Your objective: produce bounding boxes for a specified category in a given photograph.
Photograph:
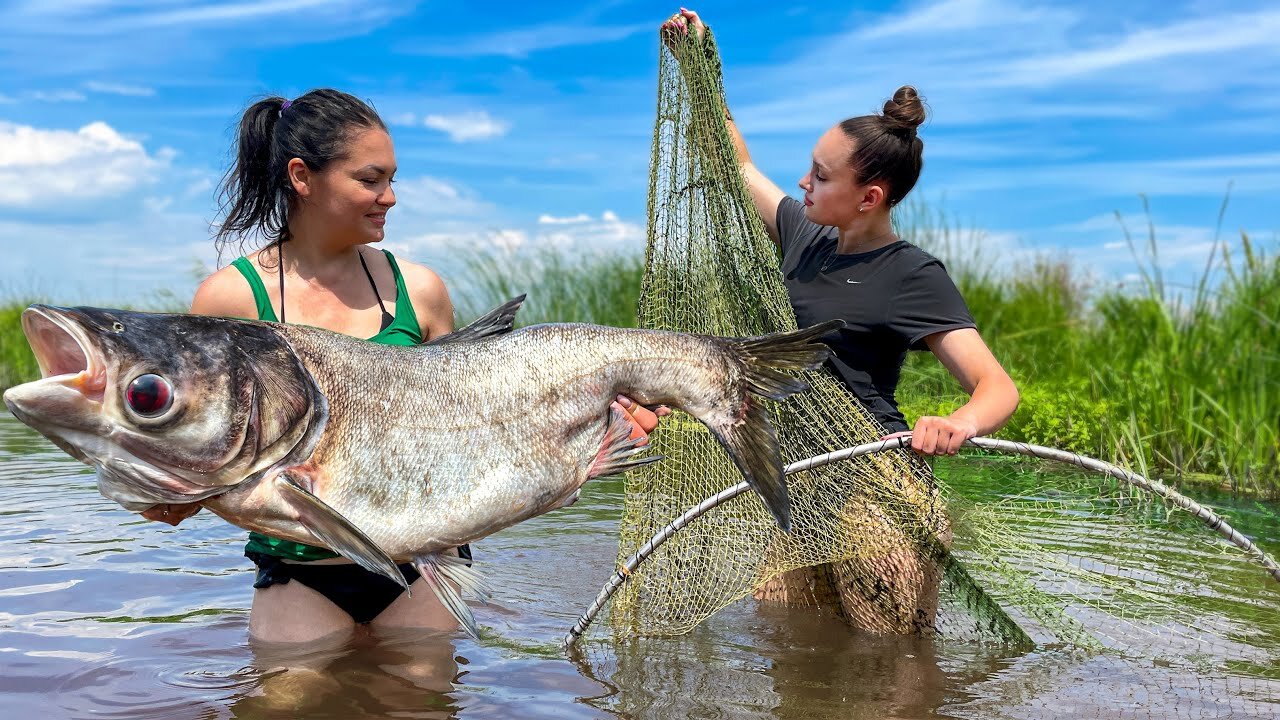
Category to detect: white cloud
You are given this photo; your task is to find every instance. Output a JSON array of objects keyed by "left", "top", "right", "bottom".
[
  {"left": 729, "top": 0, "right": 1280, "bottom": 139},
  {"left": 391, "top": 175, "right": 495, "bottom": 220},
  {"left": 423, "top": 111, "right": 510, "bottom": 143},
  {"left": 1, "top": 2, "right": 413, "bottom": 78},
  {"left": 391, "top": 199, "right": 644, "bottom": 269},
  {"left": 0, "top": 121, "right": 173, "bottom": 206},
  {"left": 990, "top": 8, "right": 1280, "bottom": 88},
  {"left": 16, "top": 0, "right": 371, "bottom": 32},
  {"left": 131, "top": 0, "right": 349, "bottom": 27},
  {"left": 856, "top": 0, "right": 1074, "bottom": 41},
  {"left": 491, "top": 229, "right": 527, "bottom": 253},
  {"left": 183, "top": 176, "right": 215, "bottom": 198},
  {"left": 84, "top": 81, "right": 156, "bottom": 97},
  {"left": 30, "top": 90, "right": 87, "bottom": 102},
  {"left": 530, "top": 210, "right": 644, "bottom": 251},
  {"left": 398, "top": 21, "right": 648, "bottom": 59},
  {"left": 0, "top": 210, "right": 212, "bottom": 305},
  {"left": 538, "top": 213, "right": 593, "bottom": 224}
]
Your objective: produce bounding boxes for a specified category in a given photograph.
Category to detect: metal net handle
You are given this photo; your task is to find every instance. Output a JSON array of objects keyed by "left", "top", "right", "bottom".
[{"left": 563, "top": 435, "right": 1280, "bottom": 649}]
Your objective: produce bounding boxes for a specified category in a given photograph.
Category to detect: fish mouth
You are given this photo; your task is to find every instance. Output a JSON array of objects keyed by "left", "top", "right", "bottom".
[{"left": 20, "top": 305, "right": 108, "bottom": 403}]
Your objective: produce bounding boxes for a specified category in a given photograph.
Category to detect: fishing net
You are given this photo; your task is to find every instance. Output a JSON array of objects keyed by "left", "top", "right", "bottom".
[
  {"left": 583, "top": 29, "right": 1280, "bottom": 715},
  {"left": 613, "top": 27, "right": 975, "bottom": 641}
]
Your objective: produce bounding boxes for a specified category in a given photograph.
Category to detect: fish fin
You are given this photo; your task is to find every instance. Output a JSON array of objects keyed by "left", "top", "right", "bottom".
[
  {"left": 705, "top": 399, "right": 791, "bottom": 532},
  {"left": 414, "top": 552, "right": 492, "bottom": 639},
  {"left": 274, "top": 473, "right": 409, "bottom": 592},
  {"left": 703, "top": 319, "right": 846, "bottom": 532},
  {"left": 587, "top": 405, "right": 665, "bottom": 479},
  {"left": 424, "top": 295, "right": 526, "bottom": 345},
  {"left": 556, "top": 489, "right": 582, "bottom": 509},
  {"left": 732, "top": 319, "right": 845, "bottom": 400}
]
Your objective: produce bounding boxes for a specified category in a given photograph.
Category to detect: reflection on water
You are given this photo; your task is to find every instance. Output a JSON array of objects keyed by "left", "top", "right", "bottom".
[{"left": 0, "top": 414, "right": 1277, "bottom": 719}]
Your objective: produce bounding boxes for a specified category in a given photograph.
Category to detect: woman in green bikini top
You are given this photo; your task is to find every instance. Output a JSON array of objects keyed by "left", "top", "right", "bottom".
[
  {"left": 138, "top": 88, "right": 663, "bottom": 645},
  {"left": 232, "top": 248, "right": 423, "bottom": 564}
]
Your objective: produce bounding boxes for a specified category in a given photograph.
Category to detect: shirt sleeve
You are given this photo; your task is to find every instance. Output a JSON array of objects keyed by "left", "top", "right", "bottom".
[
  {"left": 888, "top": 259, "right": 977, "bottom": 350},
  {"left": 774, "top": 196, "right": 822, "bottom": 260}
]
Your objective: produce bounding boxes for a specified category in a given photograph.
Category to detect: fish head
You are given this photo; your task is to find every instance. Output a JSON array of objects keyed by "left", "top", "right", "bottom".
[{"left": 3, "top": 306, "right": 327, "bottom": 510}]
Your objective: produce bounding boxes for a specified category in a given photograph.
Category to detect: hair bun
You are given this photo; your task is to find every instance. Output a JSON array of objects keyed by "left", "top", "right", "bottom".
[{"left": 882, "top": 85, "right": 926, "bottom": 135}]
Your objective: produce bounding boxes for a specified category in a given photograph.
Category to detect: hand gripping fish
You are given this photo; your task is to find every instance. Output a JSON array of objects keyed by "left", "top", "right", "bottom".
[{"left": 3, "top": 297, "right": 841, "bottom": 637}]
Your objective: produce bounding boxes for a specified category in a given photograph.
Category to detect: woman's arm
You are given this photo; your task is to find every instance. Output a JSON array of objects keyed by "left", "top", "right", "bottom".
[
  {"left": 907, "top": 328, "right": 1019, "bottom": 455},
  {"left": 662, "top": 8, "right": 787, "bottom": 244},
  {"left": 733, "top": 125, "right": 788, "bottom": 245}
]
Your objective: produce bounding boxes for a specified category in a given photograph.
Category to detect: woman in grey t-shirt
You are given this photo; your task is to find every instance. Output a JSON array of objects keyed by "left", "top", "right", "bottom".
[{"left": 659, "top": 9, "right": 1020, "bottom": 633}]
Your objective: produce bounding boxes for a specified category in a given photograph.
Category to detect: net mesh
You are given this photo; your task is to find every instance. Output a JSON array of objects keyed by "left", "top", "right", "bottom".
[
  {"left": 611, "top": 27, "right": 1017, "bottom": 645},
  {"left": 588, "top": 30, "right": 1280, "bottom": 714}
]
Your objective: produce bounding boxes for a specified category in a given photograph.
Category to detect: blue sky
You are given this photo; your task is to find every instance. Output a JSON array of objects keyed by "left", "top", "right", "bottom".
[{"left": 1, "top": 0, "right": 1277, "bottom": 303}]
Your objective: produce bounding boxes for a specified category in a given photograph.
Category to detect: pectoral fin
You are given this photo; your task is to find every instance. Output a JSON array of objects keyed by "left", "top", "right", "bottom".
[
  {"left": 586, "top": 405, "right": 664, "bottom": 480},
  {"left": 414, "top": 552, "right": 492, "bottom": 639},
  {"left": 274, "top": 473, "right": 409, "bottom": 591}
]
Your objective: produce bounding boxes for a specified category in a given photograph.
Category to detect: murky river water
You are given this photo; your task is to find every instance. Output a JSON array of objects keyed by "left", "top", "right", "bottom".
[{"left": 1, "top": 414, "right": 1277, "bottom": 719}]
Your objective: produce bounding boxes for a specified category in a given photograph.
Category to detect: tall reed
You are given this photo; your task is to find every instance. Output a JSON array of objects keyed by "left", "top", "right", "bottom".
[
  {"left": 0, "top": 303, "right": 40, "bottom": 392},
  {"left": 897, "top": 199, "right": 1279, "bottom": 492},
  {"left": 2, "top": 215, "right": 1275, "bottom": 490},
  {"left": 449, "top": 246, "right": 645, "bottom": 328}
]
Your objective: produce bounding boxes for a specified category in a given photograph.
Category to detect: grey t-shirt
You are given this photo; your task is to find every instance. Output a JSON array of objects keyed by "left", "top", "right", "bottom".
[{"left": 775, "top": 196, "right": 976, "bottom": 433}]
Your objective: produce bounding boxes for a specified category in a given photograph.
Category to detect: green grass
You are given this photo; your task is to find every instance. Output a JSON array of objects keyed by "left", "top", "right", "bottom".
[
  {"left": 0, "top": 303, "right": 40, "bottom": 392},
  {"left": 451, "top": 209, "right": 1279, "bottom": 493},
  {"left": 450, "top": 246, "right": 645, "bottom": 328},
  {"left": 4, "top": 218, "right": 1276, "bottom": 492},
  {"left": 896, "top": 199, "right": 1280, "bottom": 493},
  {"left": 0, "top": 290, "right": 186, "bottom": 393}
]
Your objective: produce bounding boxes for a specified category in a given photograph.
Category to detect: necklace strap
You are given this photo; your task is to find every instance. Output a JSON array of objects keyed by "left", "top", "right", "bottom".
[
  {"left": 358, "top": 250, "right": 395, "bottom": 331},
  {"left": 274, "top": 241, "right": 393, "bottom": 331},
  {"left": 276, "top": 239, "right": 286, "bottom": 324}
]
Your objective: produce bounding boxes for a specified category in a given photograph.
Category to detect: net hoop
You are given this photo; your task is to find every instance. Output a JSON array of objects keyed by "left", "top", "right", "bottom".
[{"left": 564, "top": 435, "right": 1280, "bottom": 649}]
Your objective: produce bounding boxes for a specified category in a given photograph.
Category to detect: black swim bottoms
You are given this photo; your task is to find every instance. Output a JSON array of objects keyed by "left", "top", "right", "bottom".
[{"left": 246, "top": 544, "right": 473, "bottom": 624}]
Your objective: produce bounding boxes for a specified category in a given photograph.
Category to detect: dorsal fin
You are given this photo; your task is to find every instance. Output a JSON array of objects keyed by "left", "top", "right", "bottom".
[{"left": 424, "top": 295, "right": 525, "bottom": 346}]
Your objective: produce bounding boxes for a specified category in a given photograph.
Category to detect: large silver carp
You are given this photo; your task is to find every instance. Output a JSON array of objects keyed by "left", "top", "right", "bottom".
[{"left": 3, "top": 298, "right": 840, "bottom": 636}]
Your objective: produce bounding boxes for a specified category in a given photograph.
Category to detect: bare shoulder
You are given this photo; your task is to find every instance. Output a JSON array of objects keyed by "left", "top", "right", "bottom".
[
  {"left": 394, "top": 257, "right": 447, "bottom": 296},
  {"left": 191, "top": 262, "right": 258, "bottom": 318},
  {"left": 392, "top": 256, "right": 454, "bottom": 338}
]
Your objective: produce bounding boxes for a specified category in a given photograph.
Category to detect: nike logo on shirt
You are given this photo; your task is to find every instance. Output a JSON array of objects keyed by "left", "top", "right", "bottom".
[{"left": 846, "top": 279, "right": 862, "bottom": 284}]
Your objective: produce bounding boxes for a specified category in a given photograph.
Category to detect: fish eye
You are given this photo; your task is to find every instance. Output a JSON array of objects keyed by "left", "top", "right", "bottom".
[
  {"left": 126, "top": 374, "right": 173, "bottom": 417},
  {"left": 111, "top": 321, "right": 125, "bottom": 333}
]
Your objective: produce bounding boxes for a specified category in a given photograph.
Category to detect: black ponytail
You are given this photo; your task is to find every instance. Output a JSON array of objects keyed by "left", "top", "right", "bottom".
[{"left": 214, "top": 88, "right": 387, "bottom": 263}]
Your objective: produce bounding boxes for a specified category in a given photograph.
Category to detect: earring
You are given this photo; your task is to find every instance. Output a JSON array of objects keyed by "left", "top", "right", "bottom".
[{"left": 858, "top": 206, "right": 865, "bottom": 213}]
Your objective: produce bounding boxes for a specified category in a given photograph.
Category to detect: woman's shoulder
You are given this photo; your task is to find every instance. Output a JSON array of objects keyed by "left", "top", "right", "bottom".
[
  {"left": 387, "top": 255, "right": 448, "bottom": 299},
  {"left": 191, "top": 259, "right": 260, "bottom": 317},
  {"left": 384, "top": 253, "right": 454, "bottom": 338},
  {"left": 888, "top": 241, "right": 947, "bottom": 272}
]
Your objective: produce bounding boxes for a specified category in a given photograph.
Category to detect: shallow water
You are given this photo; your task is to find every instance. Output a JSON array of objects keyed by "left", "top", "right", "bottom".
[{"left": 1, "top": 414, "right": 1277, "bottom": 719}]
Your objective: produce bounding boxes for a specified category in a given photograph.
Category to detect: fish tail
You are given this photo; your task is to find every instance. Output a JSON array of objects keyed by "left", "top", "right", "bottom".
[
  {"left": 704, "top": 319, "right": 844, "bottom": 533},
  {"left": 732, "top": 319, "right": 844, "bottom": 400}
]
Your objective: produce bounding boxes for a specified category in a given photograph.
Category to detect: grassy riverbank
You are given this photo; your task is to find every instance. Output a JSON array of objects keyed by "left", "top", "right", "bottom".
[
  {"left": 2, "top": 222, "right": 1276, "bottom": 492},
  {"left": 0, "top": 304, "right": 40, "bottom": 392},
  {"left": 894, "top": 208, "right": 1279, "bottom": 493},
  {"left": 451, "top": 224, "right": 1280, "bottom": 493}
]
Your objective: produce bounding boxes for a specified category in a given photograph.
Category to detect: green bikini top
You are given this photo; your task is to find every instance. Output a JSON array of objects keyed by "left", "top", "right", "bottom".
[
  {"left": 232, "top": 249, "right": 424, "bottom": 561},
  {"left": 230, "top": 249, "right": 423, "bottom": 347}
]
